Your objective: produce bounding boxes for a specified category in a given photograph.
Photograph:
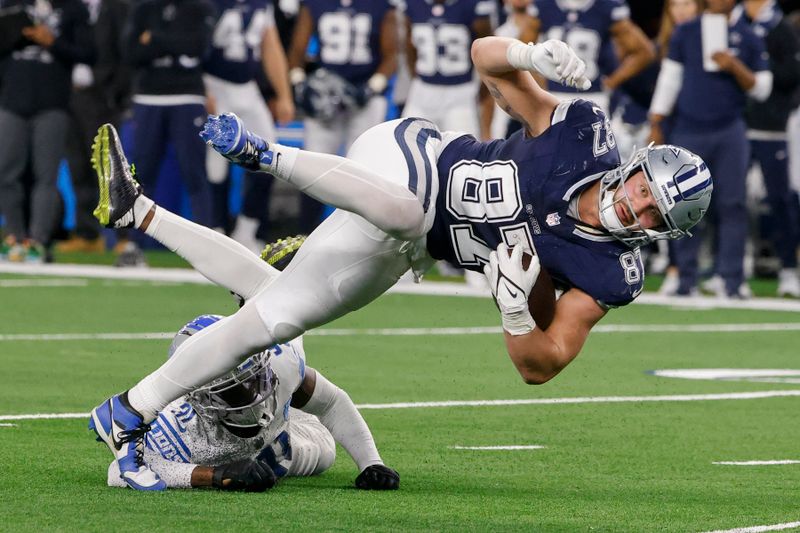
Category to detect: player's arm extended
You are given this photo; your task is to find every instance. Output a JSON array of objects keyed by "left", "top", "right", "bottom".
[
  {"left": 261, "top": 25, "right": 294, "bottom": 123},
  {"left": 471, "top": 37, "right": 561, "bottom": 137},
  {"left": 292, "top": 368, "right": 399, "bottom": 490},
  {"left": 287, "top": 6, "right": 314, "bottom": 83},
  {"left": 107, "top": 455, "right": 275, "bottom": 491},
  {"left": 604, "top": 18, "right": 656, "bottom": 91},
  {"left": 504, "top": 289, "right": 606, "bottom": 384}
]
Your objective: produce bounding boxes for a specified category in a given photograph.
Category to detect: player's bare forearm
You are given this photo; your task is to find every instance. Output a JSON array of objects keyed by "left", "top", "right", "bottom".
[
  {"left": 471, "top": 37, "right": 558, "bottom": 136},
  {"left": 375, "top": 10, "right": 398, "bottom": 78},
  {"left": 263, "top": 29, "right": 291, "bottom": 98},
  {"left": 503, "top": 289, "right": 606, "bottom": 384},
  {"left": 606, "top": 20, "right": 655, "bottom": 90},
  {"left": 287, "top": 7, "right": 313, "bottom": 70}
]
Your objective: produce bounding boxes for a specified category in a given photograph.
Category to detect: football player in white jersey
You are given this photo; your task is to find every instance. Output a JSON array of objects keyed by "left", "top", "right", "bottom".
[
  {"left": 86, "top": 198, "right": 399, "bottom": 491},
  {"left": 98, "top": 310, "right": 398, "bottom": 491},
  {"left": 88, "top": 35, "right": 711, "bottom": 490}
]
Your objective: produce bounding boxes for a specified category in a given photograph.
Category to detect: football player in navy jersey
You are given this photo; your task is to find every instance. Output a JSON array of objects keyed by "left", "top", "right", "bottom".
[
  {"left": 204, "top": 0, "right": 294, "bottom": 252},
  {"left": 87, "top": 37, "right": 712, "bottom": 490},
  {"left": 532, "top": 0, "right": 655, "bottom": 115},
  {"left": 649, "top": 0, "right": 771, "bottom": 297},
  {"left": 402, "top": 0, "right": 495, "bottom": 138},
  {"left": 287, "top": 0, "right": 397, "bottom": 231}
]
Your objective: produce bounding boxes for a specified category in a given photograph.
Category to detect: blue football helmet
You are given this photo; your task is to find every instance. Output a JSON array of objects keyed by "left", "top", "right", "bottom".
[{"left": 598, "top": 144, "right": 713, "bottom": 247}]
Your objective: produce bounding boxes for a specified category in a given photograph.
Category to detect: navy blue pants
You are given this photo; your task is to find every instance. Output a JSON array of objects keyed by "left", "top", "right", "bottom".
[
  {"left": 132, "top": 103, "right": 212, "bottom": 227},
  {"left": 750, "top": 138, "right": 798, "bottom": 269},
  {"left": 671, "top": 119, "right": 750, "bottom": 294}
]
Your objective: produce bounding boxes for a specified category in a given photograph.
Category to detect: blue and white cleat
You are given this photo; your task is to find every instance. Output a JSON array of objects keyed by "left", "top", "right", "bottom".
[
  {"left": 89, "top": 393, "right": 166, "bottom": 491},
  {"left": 200, "top": 112, "right": 274, "bottom": 171}
]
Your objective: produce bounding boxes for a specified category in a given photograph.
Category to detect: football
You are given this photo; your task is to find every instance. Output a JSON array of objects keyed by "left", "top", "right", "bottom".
[{"left": 508, "top": 248, "right": 556, "bottom": 330}]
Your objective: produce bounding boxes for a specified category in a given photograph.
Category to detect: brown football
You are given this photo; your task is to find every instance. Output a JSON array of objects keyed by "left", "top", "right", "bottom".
[{"left": 514, "top": 249, "right": 556, "bottom": 330}]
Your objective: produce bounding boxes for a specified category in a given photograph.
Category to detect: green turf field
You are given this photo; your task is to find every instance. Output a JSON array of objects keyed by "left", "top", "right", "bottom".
[{"left": 1, "top": 272, "right": 799, "bottom": 532}]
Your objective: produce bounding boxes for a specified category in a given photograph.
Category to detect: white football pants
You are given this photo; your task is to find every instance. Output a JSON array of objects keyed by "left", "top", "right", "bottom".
[
  {"left": 128, "top": 118, "right": 451, "bottom": 419},
  {"left": 403, "top": 79, "right": 480, "bottom": 137}
]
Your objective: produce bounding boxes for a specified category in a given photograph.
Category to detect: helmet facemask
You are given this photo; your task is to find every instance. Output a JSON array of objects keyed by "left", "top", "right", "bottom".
[
  {"left": 188, "top": 352, "right": 277, "bottom": 434},
  {"left": 598, "top": 145, "right": 710, "bottom": 247}
]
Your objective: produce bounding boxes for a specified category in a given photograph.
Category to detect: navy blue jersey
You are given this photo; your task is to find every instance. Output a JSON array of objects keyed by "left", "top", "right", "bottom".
[
  {"left": 303, "top": 0, "right": 393, "bottom": 85},
  {"left": 535, "top": 0, "right": 630, "bottom": 93},
  {"left": 404, "top": 0, "right": 494, "bottom": 86},
  {"left": 669, "top": 15, "right": 769, "bottom": 130},
  {"left": 204, "top": 0, "right": 275, "bottom": 83},
  {"left": 426, "top": 99, "right": 644, "bottom": 307}
]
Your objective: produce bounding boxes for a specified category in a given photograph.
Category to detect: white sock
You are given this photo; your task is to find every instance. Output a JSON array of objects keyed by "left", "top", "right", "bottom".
[
  {"left": 144, "top": 206, "right": 275, "bottom": 300},
  {"left": 133, "top": 195, "right": 155, "bottom": 229},
  {"left": 263, "top": 145, "right": 425, "bottom": 241},
  {"left": 302, "top": 372, "right": 382, "bottom": 471}
]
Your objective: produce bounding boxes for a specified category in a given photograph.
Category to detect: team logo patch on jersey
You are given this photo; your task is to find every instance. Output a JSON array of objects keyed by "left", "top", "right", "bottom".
[{"left": 546, "top": 213, "right": 561, "bottom": 227}]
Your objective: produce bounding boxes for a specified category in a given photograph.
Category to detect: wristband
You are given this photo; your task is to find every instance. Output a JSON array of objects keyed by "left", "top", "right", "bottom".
[
  {"left": 506, "top": 41, "right": 536, "bottom": 72},
  {"left": 501, "top": 308, "right": 535, "bottom": 336},
  {"left": 367, "top": 73, "right": 388, "bottom": 94}
]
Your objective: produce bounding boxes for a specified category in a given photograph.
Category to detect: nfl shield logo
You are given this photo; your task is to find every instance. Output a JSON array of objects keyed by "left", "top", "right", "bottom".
[{"left": 546, "top": 213, "right": 561, "bottom": 227}]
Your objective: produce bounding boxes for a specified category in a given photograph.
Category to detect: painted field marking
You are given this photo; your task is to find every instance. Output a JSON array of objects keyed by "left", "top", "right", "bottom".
[
  {"left": 0, "top": 423, "right": 17, "bottom": 427},
  {"left": 701, "top": 520, "right": 800, "bottom": 533},
  {"left": 3, "top": 323, "right": 800, "bottom": 342},
  {"left": 652, "top": 369, "right": 800, "bottom": 385},
  {"left": 450, "top": 445, "right": 545, "bottom": 451},
  {"left": 0, "top": 279, "right": 88, "bottom": 288},
  {"left": 4, "top": 262, "right": 800, "bottom": 312},
  {"left": 3, "top": 389, "right": 800, "bottom": 421},
  {"left": 713, "top": 460, "right": 800, "bottom": 466}
]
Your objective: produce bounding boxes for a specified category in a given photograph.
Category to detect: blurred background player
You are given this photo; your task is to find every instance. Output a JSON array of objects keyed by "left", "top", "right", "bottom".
[
  {"left": 532, "top": 0, "right": 655, "bottom": 116},
  {"left": 490, "top": 0, "right": 538, "bottom": 139},
  {"left": 649, "top": 0, "right": 772, "bottom": 298},
  {"left": 738, "top": 0, "right": 800, "bottom": 297},
  {"left": 0, "top": 0, "right": 93, "bottom": 262},
  {"left": 97, "top": 313, "right": 399, "bottom": 491},
  {"left": 121, "top": 0, "right": 216, "bottom": 232},
  {"left": 402, "top": 0, "right": 495, "bottom": 139},
  {"left": 57, "top": 0, "right": 133, "bottom": 258},
  {"left": 287, "top": 0, "right": 397, "bottom": 234},
  {"left": 204, "top": 0, "right": 295, "bottom": 253}
]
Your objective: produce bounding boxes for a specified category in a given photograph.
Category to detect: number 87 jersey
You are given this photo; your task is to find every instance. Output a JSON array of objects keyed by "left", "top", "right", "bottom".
[{"left": 426, "top": 99, "right": 645, "bottom": 309}]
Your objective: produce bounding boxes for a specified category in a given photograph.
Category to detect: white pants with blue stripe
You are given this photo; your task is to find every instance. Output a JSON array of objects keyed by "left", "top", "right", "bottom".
[{"left": 251, "top": 118, "right": 459, "bottom": 341}]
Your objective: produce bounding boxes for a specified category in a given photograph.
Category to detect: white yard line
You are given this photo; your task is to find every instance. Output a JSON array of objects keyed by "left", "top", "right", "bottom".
[
  {"left": 0, "top": 278, "right": 88, "bottom": 287},
  {"left": 2, "top": 323, "right": 800, "bottom": 341},
  {"left": 0, "top": 423, "right": 17, "bottom": 427},
  {"left": 2, "top": 262, "right": 800, "bottom": 312},
  {"left": 450, "top": 445, "right": 546, "bottom": 450},
  {"left": 3, "top": 390, "right": 799, "bottom": 421},
  {"left": 701, "top": 521, "right": 800, "bottom": 533},
  {"left": 713, "top": 460, "right": 800, "bottom": 466}
]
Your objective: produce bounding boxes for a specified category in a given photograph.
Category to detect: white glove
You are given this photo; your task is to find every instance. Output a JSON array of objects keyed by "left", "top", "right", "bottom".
[
  {"left": 506, "top": 39, "right": 591, "bottom": 91},
  {"left": 483, "top": 243, "right": 541, "bottom": 336}
]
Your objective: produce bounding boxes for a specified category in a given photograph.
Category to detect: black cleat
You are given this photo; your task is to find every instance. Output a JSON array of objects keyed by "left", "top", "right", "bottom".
[{"left": 92, "top": 124, "right": 142, "bottom": 228}]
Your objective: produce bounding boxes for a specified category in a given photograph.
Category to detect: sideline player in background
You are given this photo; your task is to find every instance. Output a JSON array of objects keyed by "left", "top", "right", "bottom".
[
  {"left": 402, "top": 0, "right": 495, "bottom": 139},
  {"left": 287, "top": 0, "right": 397, "bottom": 233},
  {"left": 532, "top": 0, "right": 655, "bottom": 115},
  {"left": 89, "top": 36, "right": 712, "bottom": 490},
  {"left": 204, "top": 0, "right": 295, "bottom": 253}
]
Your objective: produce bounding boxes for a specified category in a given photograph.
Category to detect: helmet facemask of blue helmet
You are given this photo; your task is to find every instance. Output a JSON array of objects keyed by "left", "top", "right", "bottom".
[
  {"left": 598, "top": 144, "right": 713, "bottom": 247},
  {"left": 169, "top": 315, "right": 278, "bottom": 434}
]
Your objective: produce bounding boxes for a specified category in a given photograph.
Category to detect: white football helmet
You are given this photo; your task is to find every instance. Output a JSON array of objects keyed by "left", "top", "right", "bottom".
[
  {"left": 169, "top": 315, "right": 277, "bottom": 431},
  {"left": 598, "top": 144, "right": 713, "bottom": 247}
]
